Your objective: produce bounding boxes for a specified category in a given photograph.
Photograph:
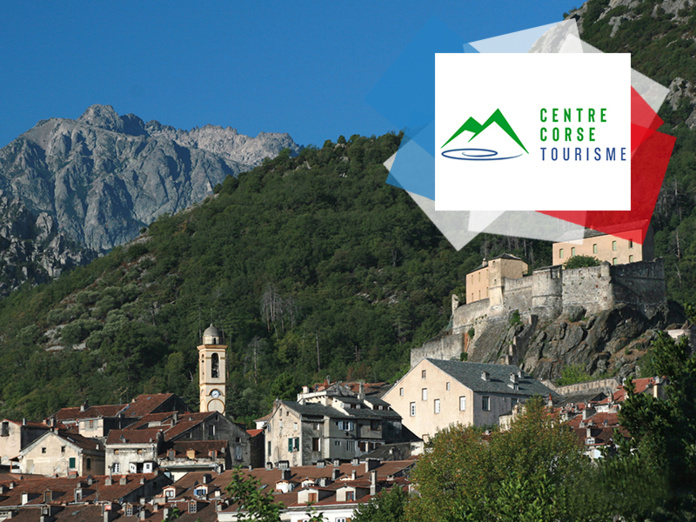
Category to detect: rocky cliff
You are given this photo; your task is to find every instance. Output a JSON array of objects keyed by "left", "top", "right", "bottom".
[
  {"left": 0, "top": 104, "right": 299, "bottom": 294},
  {"left": 467, "top": 302, "right": 684, "bottom": 381}
]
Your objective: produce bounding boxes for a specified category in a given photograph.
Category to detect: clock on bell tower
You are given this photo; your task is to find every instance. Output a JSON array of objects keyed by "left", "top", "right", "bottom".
[{"left": 198, "top": 324, "right": 227, "bottom": 414}]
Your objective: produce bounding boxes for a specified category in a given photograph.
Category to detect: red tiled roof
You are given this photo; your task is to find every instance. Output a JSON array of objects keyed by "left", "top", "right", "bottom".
[
  {"left": 4, "top": 419, "right": 51, "bottom": 429},
  {"left": 53, "top": 404, "right": 127, "bottom": 422},
  {"left": 246, "top": 429, "right": 263, "bottom": 437},
  {"left": 0, "top": 473, "right": 164, "bottom": 506},
  {"left": 120, "top": 394, "right": 180, "bottom": 418},
  {"left": 162, "top": 440, "right": 228, "bottom": 458},
  {"left": 106, "top": 428, "right": 162, "bottom": 445},
  {"left": 106, "top": 411, "right": 215, "bottom": 445}
]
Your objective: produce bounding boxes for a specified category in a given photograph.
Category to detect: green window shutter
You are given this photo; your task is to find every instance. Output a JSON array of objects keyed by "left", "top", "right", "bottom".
[
  {"left": 69, "top": 457, "right": 76, "bottom": 469},
  {"left": 294, "top": 437, "right": 299, "bottom": 450},
  {"left": 288, "top": 438, "right": 293, "bottom": 452}
]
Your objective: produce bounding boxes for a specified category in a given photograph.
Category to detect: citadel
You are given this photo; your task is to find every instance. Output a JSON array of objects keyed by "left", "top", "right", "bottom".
[{"left": 412, "top": 230, "right": 666, "bottom": 367}]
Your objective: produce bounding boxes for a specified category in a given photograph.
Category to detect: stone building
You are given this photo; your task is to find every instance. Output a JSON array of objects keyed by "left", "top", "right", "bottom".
[
  {"left": 265, "top": 383, "right": 405, "bottom": 466},
  {"left": 0, "top": 419, "right": 50, "bottom": 470},
  {"left": 198, "top": 324, "right": 227, "bottom": 414},
  {"left": 18, "top": 429, "right": 105, "bottom": 476},
  {"left": 552, "top": 228, "right": 654, "bottom": 267},
  {"left": 382, "top": 358, "right": 556, "bottom": 440},
  {"left": 104, "top": 410, "right": 250, "bottom": 475},
  {"left": 464, "top": 254, "right": 528, "bottom": 305}
]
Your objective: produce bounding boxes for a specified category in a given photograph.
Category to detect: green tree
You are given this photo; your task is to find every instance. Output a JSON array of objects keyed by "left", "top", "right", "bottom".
[
  {"left": 618, "top": 332, "right": 696, "bottom": 509},
  {"left": 564, "top": 254, "right": 601, "bottom": 269},
  {"left": 556, "top": 364, "right": 593, "bottom": 386},
  {"left": 226, "top": 467, "right": 283, "bottom": 521},
  {"left": 353, "top": 486, "right": 407, "bottom": 522},
  {"left": 407, "top": 397, "right": 587, "bottom": 521}
]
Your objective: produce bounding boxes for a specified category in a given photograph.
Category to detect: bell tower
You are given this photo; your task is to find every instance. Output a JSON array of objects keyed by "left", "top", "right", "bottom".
[{"left": 198, "top": 324, "right": 227, "bottom": 414}]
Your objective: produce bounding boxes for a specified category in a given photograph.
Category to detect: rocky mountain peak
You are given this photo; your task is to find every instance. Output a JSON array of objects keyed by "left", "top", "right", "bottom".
[
  {"left": 77, "top": 104, "right": 124, "bottom": 133},
  {"left": 0, "top": 105, "right": 300, "bottom": 294}
]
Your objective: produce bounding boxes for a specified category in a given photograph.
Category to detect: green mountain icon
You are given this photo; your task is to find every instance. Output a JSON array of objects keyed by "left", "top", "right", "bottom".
[{"left": 441, "top": 109, "right": 529, "bottom": 154}]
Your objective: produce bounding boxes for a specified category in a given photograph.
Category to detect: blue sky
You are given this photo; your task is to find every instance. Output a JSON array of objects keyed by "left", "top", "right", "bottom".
[{"left": 0, "top": 1, "right": 580, "bottom": 148}]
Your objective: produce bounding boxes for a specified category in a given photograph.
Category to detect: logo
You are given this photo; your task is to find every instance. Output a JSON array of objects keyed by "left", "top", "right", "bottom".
[{"left": 440, "top": 109, "right": 528, "bottom": 161}]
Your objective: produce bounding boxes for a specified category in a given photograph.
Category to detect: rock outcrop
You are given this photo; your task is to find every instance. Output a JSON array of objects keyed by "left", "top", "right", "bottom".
[{"left": 0, "top": 105, "right": 299, "bottom": 294}]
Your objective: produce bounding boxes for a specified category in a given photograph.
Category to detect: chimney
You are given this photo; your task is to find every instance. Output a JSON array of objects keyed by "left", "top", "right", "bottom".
[
  {"left": 44, "top": 489, "right": 52, "bottom": 503},
  {"left": 332, "top": 459, "right": 341, "bottom": 467},
  {"left": 80, "top": 399, "right": 89, "bottom": 412},
  {"left": 74, "top": 487, "right": 83, "bottom": 503},
  {"left": 332, "top": 468, "right": 341, "bottom": 481},
  {"left": 21, "top": 492, "right": 30, "bottom": 505},
  {"left": 358, "top": 382, "right": 365, "bottom": 400},
  {"left": 351, "top": 470, "right": 357, "bottom": 480},
  {"left": 22, "top": 418, "right": 26, "bottom": 426},
  {"left": 280, "top": 469, "right": 291, "bottom": 481},
  {"left": 586, "top": 427, "right": 592, "bottom": 439},
  {"left": 265, "top": 462, "right": 273, "bottom": 470},
  {"left": 139, "top": 477, "right": 145, "bottom": 485},
  {"left": 316, "top": 461, "right": 325, "bottom": 468},
  {"left": 364, "top": 458, "right": 379, "bottom": 473},
  {"left": 351, "top": 458, "right": 359, "bottom": 467},
  {"left": 203, "top": 473, "right": 212, "bottom": 484},
  {"left": 370, "top": 470, "right": 378, "bottom": 496},
  {"left": 87, "top": 476, "right": 94, "bottom": 486},
  {"left": 481, "top": 371, "right": 489, "bottom": 381},
  {"left": 139, "top": 509, "right": 147, "bottom": 520},
  {"left": 509, "top": 373, "right": 518, "bottom": 383},
  {"left": 104, "top": 477, "right": 112, "bottom": 486},
  {"left": 119, "top": 476, "right": 127, "bottom": 486},
  {"left": 302, "top": 386, "right": 309, "bottom": 394},
  {"left": 8, "top": 481, "right": 16, "bottom": 490},
  {"left": 278, "top": 460, "right": 289, "bottom": 469},
  {"left": 168, "top": 449, "right": 176, "bottom": 460},
  {"left": 172, "top": 412, "right": 178, "bottom": 425}
]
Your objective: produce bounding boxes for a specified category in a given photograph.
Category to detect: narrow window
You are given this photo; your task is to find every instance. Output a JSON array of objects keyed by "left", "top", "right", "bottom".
[
  {"left": 482, "top": 396, "right": 490, "bottom": 411},
  {"left": 629, "top": 240, "right": 633, "bottom": 249},
  {"left": 629, "top": 255, "right": 633, "bottom": 263},
  {"left": 434, "top": 399, "right": 440, "bottom": 414},
  {"left": 421, "top": 388, "right": 427, "bottom": 401},
  {"left": 211, "top": 353, "right": 219, "bottom": 378},
  {"left": 459, "top": 396, "right": 466, "bottom": 411},
  {"left": 399, "top": 387, "right": 404, "bottom": 396},
  {"left": 446, "top": 382, "right": 450, "bottom": 391},
  {"left": 571, "top": 247, "right": 575, "bottom": 256},
  {"left": 613, "top": 258, "right": 617, "bottom": 265},
  {"left": 410, "top": 402, "right": 416, "bottom": 417},
  {"left": 421, "top": 370, "right": 426, "bottom": 379},
  {"left": 593, "top": 243, "right": 597, "bottom": 254},
  {"left": 612, "top": 240, "right": 617, "bottom": 251},
  {"left": 559, "top": 248, "right": 564, "bottom": 259}
]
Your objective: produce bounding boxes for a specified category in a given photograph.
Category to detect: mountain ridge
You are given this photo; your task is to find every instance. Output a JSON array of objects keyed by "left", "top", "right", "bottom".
[{"left": 0, "top": 104, "right": 299, "bottom": 294}]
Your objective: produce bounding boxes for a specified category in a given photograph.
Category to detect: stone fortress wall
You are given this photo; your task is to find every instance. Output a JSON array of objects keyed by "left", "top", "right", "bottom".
[{"left": 411, "top": 259, "right": 666, "bottom": 367}]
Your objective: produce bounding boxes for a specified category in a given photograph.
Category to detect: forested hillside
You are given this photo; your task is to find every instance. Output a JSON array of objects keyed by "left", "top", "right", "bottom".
[
  {"left": 0, "top": 134, "right": 552, "bottom": 423},
  {"left": 3, "top": 0, "right": 696, "bottom": 424},
  {"left": 572, "top": 0, "right": 696, "bottom": 303}
]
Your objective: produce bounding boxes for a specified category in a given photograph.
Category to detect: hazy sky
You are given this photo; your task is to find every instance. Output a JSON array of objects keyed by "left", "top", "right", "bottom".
[{"left": 0, "top": 1, "right": 580, "bottom": 148}]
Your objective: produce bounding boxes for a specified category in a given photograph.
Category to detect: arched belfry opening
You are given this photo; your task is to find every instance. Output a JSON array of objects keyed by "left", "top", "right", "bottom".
[{"left": 211, "top": 353, "right": 219, "bottom": 378}]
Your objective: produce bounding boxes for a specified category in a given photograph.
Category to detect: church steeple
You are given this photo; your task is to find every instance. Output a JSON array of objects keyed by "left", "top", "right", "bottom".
[{"left": 198, "top": 324, "right": 227, "bottom": 414}]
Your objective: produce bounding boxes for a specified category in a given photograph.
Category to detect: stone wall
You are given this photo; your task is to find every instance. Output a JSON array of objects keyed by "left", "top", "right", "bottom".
[
  {"left": 561, "top": 263, "right": 613, "bottom": 314},
  {"left": 502, "top": 275, "right": 533, "bottom": 313},
  {"left": 410, "top": 333, "right": 465, "bottom": 367},
  {"left": 611, "top": 260, "right": 666, "bottom": 310},
  {"left": 453, "top": 298, "right": 491, "bottom": 332}
]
